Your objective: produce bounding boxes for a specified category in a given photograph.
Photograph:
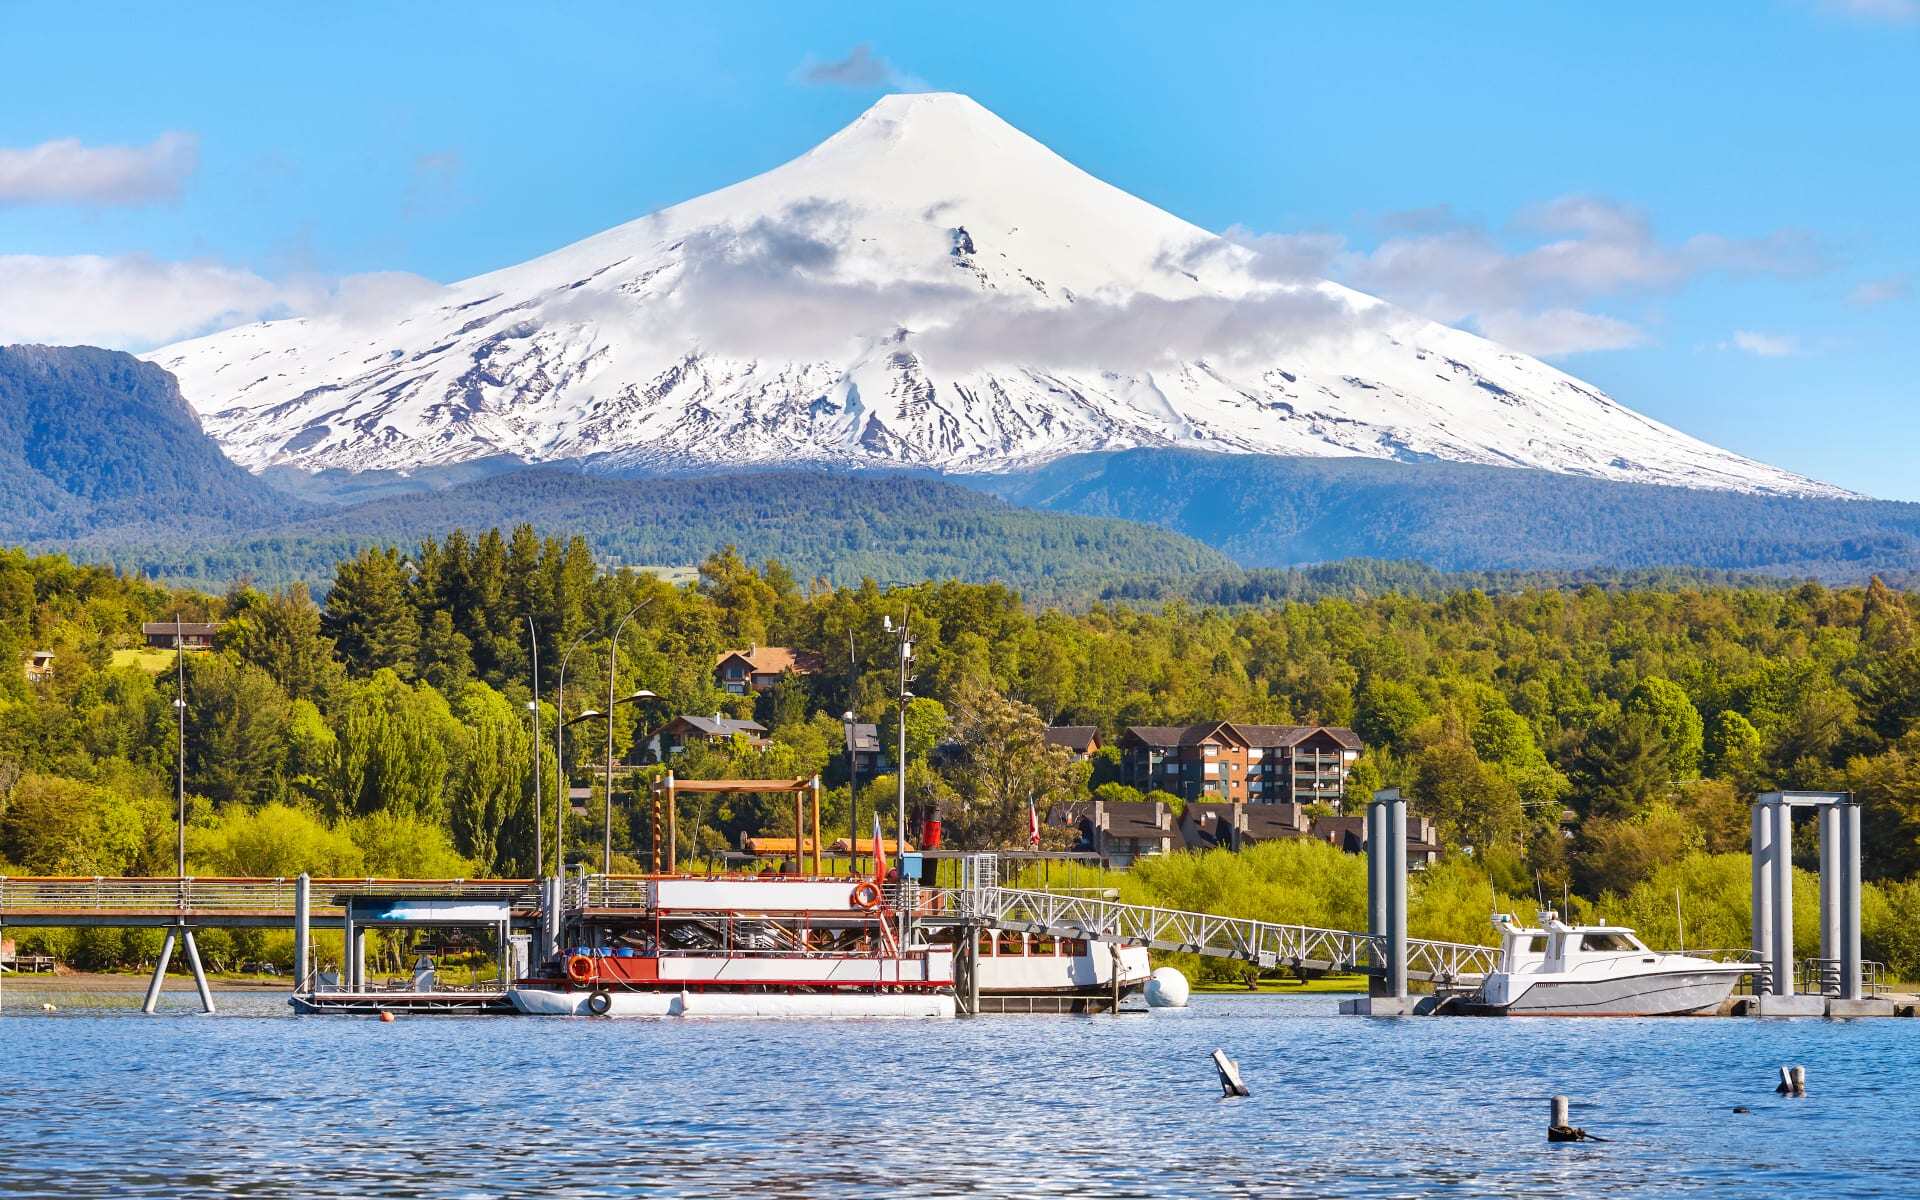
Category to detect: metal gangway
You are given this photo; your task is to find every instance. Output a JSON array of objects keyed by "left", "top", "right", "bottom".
[
  {"left": 923, "top": 855, "right": 1501, "bottom": 985},
  {"left": 0, "top": 876, "right": 541, "bottom": 928}
]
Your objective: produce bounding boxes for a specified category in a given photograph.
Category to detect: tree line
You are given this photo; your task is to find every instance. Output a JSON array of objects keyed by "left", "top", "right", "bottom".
[{"left": 7, "top": 533, "right": 1920, "bottom": 973}]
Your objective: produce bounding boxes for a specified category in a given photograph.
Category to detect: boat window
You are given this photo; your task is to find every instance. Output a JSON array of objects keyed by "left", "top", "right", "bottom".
[
  {"left": 1516, "top": 935, "right": 1547, "bottom": 954},
  {"left": 1579, "top": 932, "right": 1637, "bottom": 952}
]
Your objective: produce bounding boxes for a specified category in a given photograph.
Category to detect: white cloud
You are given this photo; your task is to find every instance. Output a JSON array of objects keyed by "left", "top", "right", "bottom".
[
  {"left": 1849, "top": 275, "right": 1912, "bottom": 306},
  {"left": 0, "top": 132, "right": 199, "bottom": 206},
  {"left": 1727, "top": 330, "right": 1800, "bottom": 357},
  {"left": 1819, "top": 0, "right": 1919, "bottom": 22},
  {"left": 794, "top": 45, "right": 925, "bottom": 90},
  {"left": 1475, "top": 309, "right": 1649, "bottom": 357},
  {"left": 0, "top": 254, "right": 440, "bottom": 350},
  {"left": 1190, "top": 195, "right": 1826, "bottom": 359}
]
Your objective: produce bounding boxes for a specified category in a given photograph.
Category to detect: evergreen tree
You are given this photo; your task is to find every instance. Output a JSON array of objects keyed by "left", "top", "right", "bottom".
[
  {"left": 1575, "top": 714, "right": 1668, "bottom": 820},
  {"left": 325, "top": 547, "right": 419, "bottom": 677}
]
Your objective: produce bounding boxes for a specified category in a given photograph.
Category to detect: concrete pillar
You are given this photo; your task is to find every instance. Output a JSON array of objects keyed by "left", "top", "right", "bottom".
[
  {"left": 1841, "top": 799, "right": 1863, "bottom": 1001},
  {"left": 1367, "top": 801, "right": 1386, "bottom": 941},
  {"left": 1388, "top": 794, "right": 1408, "bottom": 1002},
  {"left": 1771, "top": 799, "right": 1794, "bottom": 997},
  {"left": 293, "top": 874, "right": 311, "bottom": 992},
  {"left": 140, "top": 928, "right": 178, "bottom": 1014},
  {"left": 341, "top": 904, "right": 356, "bottom": 992},
  {"left": 181, "top": 928, "right": 216, "bottom": 1014},
  {"left": 1819, "top": 804, "right": 1840, "bottom": 964},
  {"left": 1751, "top": 803, "right": 1773, "bottom": 962}
]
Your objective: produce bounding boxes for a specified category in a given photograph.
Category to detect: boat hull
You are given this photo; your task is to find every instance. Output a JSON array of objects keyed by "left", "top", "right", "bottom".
[
  {"left": 509, "top": 987, "right": 956, "bottom": 1018},
  {"left": 1484, "top": 968, "right": 1744, "bottom": 1017}
]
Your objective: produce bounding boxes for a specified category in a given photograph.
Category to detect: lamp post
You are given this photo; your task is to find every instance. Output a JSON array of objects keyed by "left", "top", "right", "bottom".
[
  {"left": 843, "top": 709, "right": 860, "bottom": 875},
  {"left": 553, "top": 632, "right": 594, "bottom": 877},
  {"left": 883, "top": 611, "right": 913, "bottom": 866},
  {"left": 567, "top": 687, "right": 658, "bottom": 875},
  {"left": 172, "top": 614, "right": 187, "bottom": 884},
  {"left": 526, "top": 616, "right": 543, "bottom": 879},
  {"left": 606, "top": 601, "right": 653, "bottom": 875}
]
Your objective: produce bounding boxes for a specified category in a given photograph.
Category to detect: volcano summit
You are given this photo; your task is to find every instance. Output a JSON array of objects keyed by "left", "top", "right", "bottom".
[{"left": 149, "top": 93, "right": 1839, "bottom": 497}]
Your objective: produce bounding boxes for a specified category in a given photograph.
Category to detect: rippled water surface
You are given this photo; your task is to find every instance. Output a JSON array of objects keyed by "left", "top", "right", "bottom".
[{"left": 3, "top": 990, "right": 1918, "bottom": 1198}]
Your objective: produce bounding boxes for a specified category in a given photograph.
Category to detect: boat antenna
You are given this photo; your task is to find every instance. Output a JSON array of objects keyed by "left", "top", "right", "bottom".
[{"left": 1675, "top": 887, "right": 1686, "bottom": 953}]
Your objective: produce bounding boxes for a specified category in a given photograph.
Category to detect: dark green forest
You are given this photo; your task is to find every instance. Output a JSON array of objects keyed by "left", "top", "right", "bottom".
[{"left": 8, "top": 531, "right": 1920, "bottom": 975}]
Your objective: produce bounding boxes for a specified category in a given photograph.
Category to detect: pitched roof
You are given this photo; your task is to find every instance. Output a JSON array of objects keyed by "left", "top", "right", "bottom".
[
  {"left": 1042, "top": 726, "right": 1099, "bottom": 751},
  {"left": 671, "top": 715, "right": 767, "bottom": 737},
  {"left": 142, "top": 621, "right": 219, "bottom": 637},
  {"left": 1123, "top": 721, "right": 1362, "bottom": 751},
  {"left": 845, "top": 722, "right": 882, "bottom": 753},
  {"left": 714, "top": 646, "right": 826, "bottom": 675}
]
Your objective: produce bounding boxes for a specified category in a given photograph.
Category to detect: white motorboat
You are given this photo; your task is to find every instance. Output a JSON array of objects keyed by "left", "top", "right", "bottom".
[{"left": 1472, "top": 911, "right": 1748, "bottom": 1016}]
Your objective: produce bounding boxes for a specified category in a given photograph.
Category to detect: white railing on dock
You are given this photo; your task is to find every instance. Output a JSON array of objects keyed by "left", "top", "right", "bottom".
[{"left": 930, "top": 879, "right": 1501, "bottom": 983}]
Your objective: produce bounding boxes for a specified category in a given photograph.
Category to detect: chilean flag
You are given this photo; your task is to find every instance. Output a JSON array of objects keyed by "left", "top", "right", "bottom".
[
  {"left": 1028, "top": 794, "right": 1041, "bottom": 850},
  {"left": 872, "top": 811, "right": 889, "bottom": 882}
]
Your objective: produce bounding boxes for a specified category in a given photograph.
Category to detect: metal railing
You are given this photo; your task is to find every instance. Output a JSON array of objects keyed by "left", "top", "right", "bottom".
[
  {"left": 0, "top": 876, "right": 540, "bottom": 916},
  {"left": 927, "top": 878, "right": 1500, "bottom": 983}
]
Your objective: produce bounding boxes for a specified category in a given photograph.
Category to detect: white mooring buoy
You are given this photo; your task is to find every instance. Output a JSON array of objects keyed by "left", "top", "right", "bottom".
[
  {"left": 1146, "top": 967, "right": 1190, "bottom": 1008},
  {"left": 1212, "top": 1048, "right": 1250, "bottom": 1097}
]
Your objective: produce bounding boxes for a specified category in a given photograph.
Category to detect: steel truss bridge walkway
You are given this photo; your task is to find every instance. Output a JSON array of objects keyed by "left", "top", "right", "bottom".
[{"left": 919, "top": 857, "right": 1500, "bottom": 984}]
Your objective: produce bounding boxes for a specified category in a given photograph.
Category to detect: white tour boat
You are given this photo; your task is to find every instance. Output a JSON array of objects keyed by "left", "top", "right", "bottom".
[
  {"left": 509, "top": 876, "right": 956, "bottom": 1018},
  {"left": 970, "top": 929, "right": 1151, "bottom": 1002},
  {"left": 1472, "top": 911, "right": 1749, "bottom": 1016}
]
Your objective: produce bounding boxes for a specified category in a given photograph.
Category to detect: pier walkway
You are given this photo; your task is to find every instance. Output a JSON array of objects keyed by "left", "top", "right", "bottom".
[
  {"left": 918, "top": 880, "right": 1499, "bottom": 984},
  {"left": 0, "top": 870, "right": 1499, "bottom": 984},
  {"left": 0, "top": 877, "right": 541, "bottom": 929}
]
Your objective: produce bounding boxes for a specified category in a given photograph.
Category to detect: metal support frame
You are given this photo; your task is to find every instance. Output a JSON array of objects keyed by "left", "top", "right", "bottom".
[
  {"left": 1753, "top": 791, "right": 1860, "bottom": 1002},
  {"left": 139, "top": 924, "right": 214, "bottom": 1015}
]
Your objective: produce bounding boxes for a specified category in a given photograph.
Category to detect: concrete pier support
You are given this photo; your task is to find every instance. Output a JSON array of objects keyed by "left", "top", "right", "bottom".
[
  {"left": 1751, "top": 804, "right": 1773, "bottom": 964},
  {"left": 293, "top": 874, "right": 311, "bottom": 991},
  {"left": 341, "top": 904, "right": 356, "bottom": 992},
  {"left": 1344, "top": 790, "right": 1412, "bottom": 1015},
  {"left": 1770, "top": 798, "right": 1794, "bottom": 998},
  {"left": 1753, "top": 792, "right": 1879, "bottom": 1016},
  {"left": 1840, "top": 798, "right": 1863, "bottom": 1002},
  {"left": 181, "top": 928, "right": 216, "bottom": 1014},
  {"left": 140, "top": 928, "right": 178, "bottom": 1014},
  {"left": 1388, "top": 794, "right": 1408, "bottom": 1002},
  {"left": 1819, "top": 805, "right": 1841, "bottom": 964},
  {"left": 1367, "top": 802, "right": 1387, "bottom": 947}
]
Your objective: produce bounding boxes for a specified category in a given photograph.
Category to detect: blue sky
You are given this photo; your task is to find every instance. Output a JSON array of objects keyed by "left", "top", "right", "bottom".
[{"left": 2, "top": 3, "right": 1915, "bottom": 495}]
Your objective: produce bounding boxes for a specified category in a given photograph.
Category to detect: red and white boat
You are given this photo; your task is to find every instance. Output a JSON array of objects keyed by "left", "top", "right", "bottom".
[{"left": 509, "top": 877, "right": 956, "bottom": 1018}]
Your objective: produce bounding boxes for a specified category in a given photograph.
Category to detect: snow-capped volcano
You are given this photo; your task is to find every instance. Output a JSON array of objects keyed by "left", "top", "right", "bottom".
[{"left": 149, "top": 93, "right": 1841, "bottom": 497}]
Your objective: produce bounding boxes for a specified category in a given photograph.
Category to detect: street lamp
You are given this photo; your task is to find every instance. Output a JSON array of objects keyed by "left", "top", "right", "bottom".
[
  {"left": 172, "top": 614, "right": 187, "bottom": 884},
  {"left": 566, "top": 687, "right": 658, "bottom": 875},
  {"left": 525, "top": 616, "right": 543, "bottom": 879},
  {"left": 606, "top": 602, "right": 651, "bottom": 875},
  {"left": 883, "top": 611, "right": 914, "bottom": 869},
  {"left": 553, "top": 631, "right": 596, "bottom": 878},
  {"left": 843, "top": 710, "right": 860, "bottom": 876}
]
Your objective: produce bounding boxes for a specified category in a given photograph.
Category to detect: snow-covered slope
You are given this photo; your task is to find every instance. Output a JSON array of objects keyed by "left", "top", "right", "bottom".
[{"left": 149, "top": 93, "right": 1843, "bottom": 497}]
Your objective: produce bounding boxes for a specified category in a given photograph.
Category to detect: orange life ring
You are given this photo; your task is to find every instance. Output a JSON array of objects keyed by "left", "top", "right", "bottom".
[
  {"left": 565, "top": 953, "right": 596, "bottom": 984},
  {"left": 850, "top": 881, "right": 883, "bottom": 910}
]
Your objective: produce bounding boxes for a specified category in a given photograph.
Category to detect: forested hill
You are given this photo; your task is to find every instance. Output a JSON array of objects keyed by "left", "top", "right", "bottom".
[
  {"left": 0, "top": 344, "right": 296, "bottom": 540},
  {"left": 70, "top": 467, "right": 1236, "bottom": 596},
  {"left": 977, "top": 449, "right": 1920, "bottom": 581}
]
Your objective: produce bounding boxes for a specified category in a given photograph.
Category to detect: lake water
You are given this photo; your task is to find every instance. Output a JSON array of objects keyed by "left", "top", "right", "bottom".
[{"left": 2, "top": 990, "right": 1917, "bottom": 1198}]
